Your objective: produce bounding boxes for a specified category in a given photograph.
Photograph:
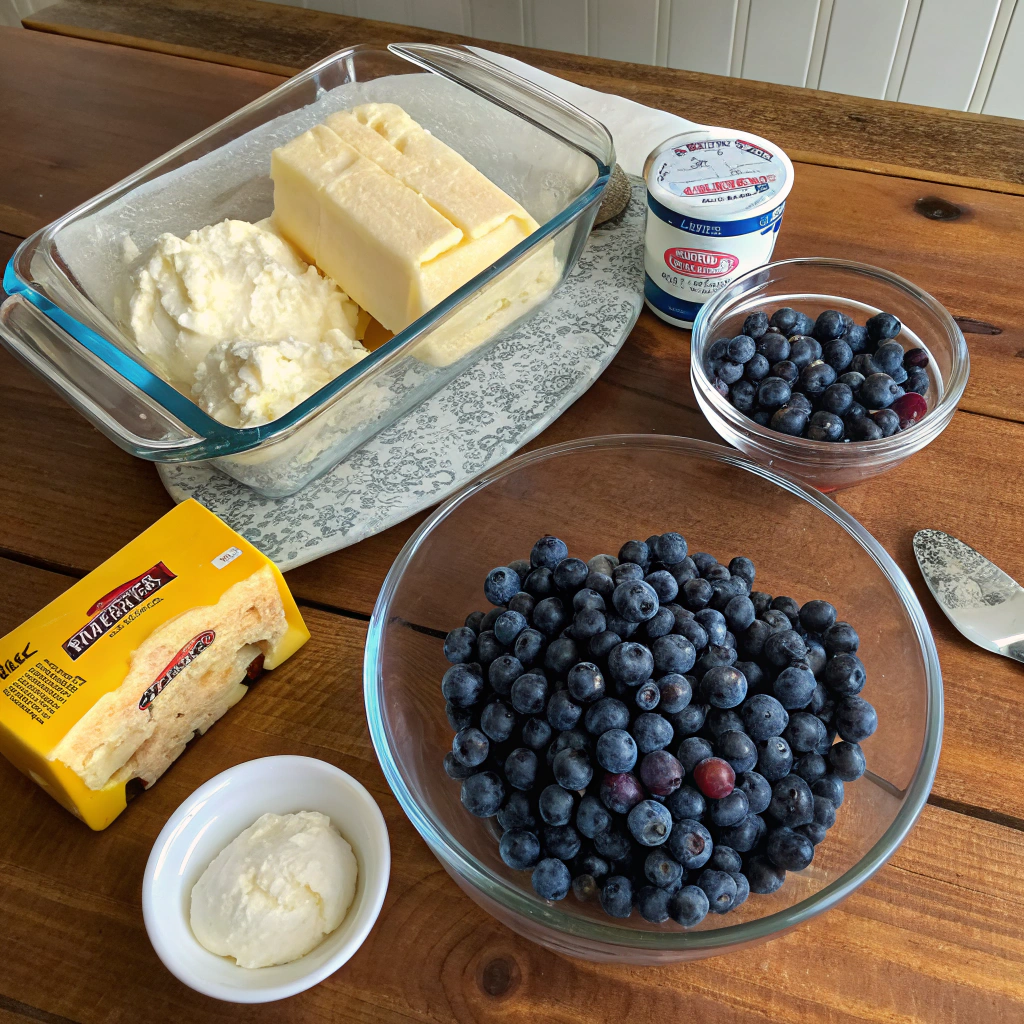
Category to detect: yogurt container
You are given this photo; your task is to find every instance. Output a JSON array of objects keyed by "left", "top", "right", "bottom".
[{"left": 643, "top": 127, "right": 794, "bottom": 328}]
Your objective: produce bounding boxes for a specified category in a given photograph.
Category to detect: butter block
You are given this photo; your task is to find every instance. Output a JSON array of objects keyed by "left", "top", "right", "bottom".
[
  {"left": 272, "top": 103, "right": 540, "bottom": 335},
  {"left": 0, "top": 500, "right": 309, "bottom": 830}
]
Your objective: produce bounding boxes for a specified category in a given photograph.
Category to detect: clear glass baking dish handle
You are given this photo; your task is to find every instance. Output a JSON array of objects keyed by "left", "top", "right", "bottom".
[
  {"left": 0, "top": 294, "right": 211, "bottom": 458},
  {"left": 389, "top": 44, "right": 616, "bottom": 172}
]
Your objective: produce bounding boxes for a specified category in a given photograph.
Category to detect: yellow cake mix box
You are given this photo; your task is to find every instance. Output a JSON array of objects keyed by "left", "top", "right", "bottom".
[{"left": 0, "top": 500, "right": 309, "bottom": 830}]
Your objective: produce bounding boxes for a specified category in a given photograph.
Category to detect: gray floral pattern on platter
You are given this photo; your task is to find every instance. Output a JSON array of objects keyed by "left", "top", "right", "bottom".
[
  {"left": 158, "top": 177, "right": 646, "bottom": 570},
  {"left": 913, "top": 529, "right": 1021, "bottom": 611}
]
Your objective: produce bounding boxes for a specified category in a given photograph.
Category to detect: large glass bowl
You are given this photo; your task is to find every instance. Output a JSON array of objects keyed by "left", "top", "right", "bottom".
[
  {"left": 364, "top": 435, "right": 942, "bottom": 963},
  {"left": 691, "top": 258, "right": 969, "bottom": 492}
]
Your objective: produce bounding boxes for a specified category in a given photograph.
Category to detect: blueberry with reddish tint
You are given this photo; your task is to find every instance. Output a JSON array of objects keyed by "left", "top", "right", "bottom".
[
  {"left": 757, "top": 376, "right": 792, "bottom": 410},
  {"left": 600, "top": 769, "right": 646, "bottom": 815},
  {"left": 552, "top": 748, "right": 593, "bottom": 791},
  {"left": 835, "top": 696, "right": 877, "bottom": 742},
  {"left": 770, "top": 307, "right": 800, "bottom": 335},
  {"left": 499, "top": 828, "right": 540, "bottom": 870},
  {"left": 640, "top": 749, "right": 685, "bottom": 797},
  {"left": 669, "top": 885, "right": 710, "bottom": 927},
  {"left": 784, "top": 712, "right": 828, "bottom": 754},
  {"left": 599, "top": 876, "right": 633, "bottom": 918},
  {"left": 576, "top": 792, "right": 612, "bottom": 839},
  {"left": 823, "top": 621, "right": 859, "bottom": 655},
  {"left": 461, "top": 771, "right": 505, "bottom": 817},
  {"left": 709, "top": 788, "right": 749, "bottom": 828},
  {"left": 693, "top": 756, "right": 735, "bottom": 799},
  {"left": 532, "top": 857, "right": 571, "bottom": 901},
  {"left": 892, "top": 391, "right": 927, "bottom": 429},
  {"left": 633, "top": 712, "right": 675, "bottom": 753},
  {"left": 757, "top": 736, "right": 793, "bottom": 781},
  {"left": 504, "top": 748, "right": 538, "bottom": 791},
  {"left": 866, "top": 311, "right": 901, "bottom": 342},
  {"left": 825, "top": 653, "right": 866, "bottom": 695},
  {"left": 740, "top": 692, "right": 789, "bottom": 740},
  {"left": 716, "top": 730, "right": 758, "bottom": 775},
  {"left": 788, "top": 336, "right": 822, "bottom": 368},
  {"left": 608, "top": 641, "right": 655, "bottom": 685},
  {"left": 829, "top": 741, "right": 866, "bottom": 781},
  {"left": 442, "top": 662, "right": 484, "bottom": 707},
  {"left": 768, "top": 827, "right": 814, "bottom": 871},
  {"left": 524, "top": 567, "right": 556, "bottom": 598},
  {"left": 635, "top": 679, "right": 661, "bottom": 712},
  {"left": 444, "top": 751, "right": 477, "bottom": 780},
  {"left": 813, "top": 774, "right": 845, "bottom": 807},
  {"left": 744, "top": 352, "right": 771, "bottom": 382},
  {"left": 757, "top": 331, "right": 791, "bottom": 363},
  {"left": 667, "top": 818, "right": 713, "bottom": 870},
  {"left": 594, "top": 828, "right": 633, "bottom": 863},
  {"left": 596, "top": 728, "right": 637, "bottom": 774},
  {"left": 807, "top": 410, "right": 844, "bottom": 442},
  {"left": 770, "top": 360, "right": 800, "bottom": 384},
  {"left": 744, "top": 311, "right": 770, "bottom": 338},
  {"left": 628, "top": 799, "right": 674, "bottom": 847},
  {"left": 860, "top": 372, "right": 900, "bottom": 409},
  {"left": 770, "top": 405, "right": 809, "bottom": 437},
  {"left": 531, "top": 535, "right": 568, "bottom": 569}
]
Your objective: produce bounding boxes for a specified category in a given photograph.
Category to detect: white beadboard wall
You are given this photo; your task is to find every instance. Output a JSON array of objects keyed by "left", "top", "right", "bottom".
[{"left": 256, "top": 0, "right": 1024, "bottom": 119}]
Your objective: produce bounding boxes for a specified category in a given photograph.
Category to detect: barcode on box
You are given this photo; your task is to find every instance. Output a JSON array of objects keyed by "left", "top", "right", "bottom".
[{"left": 212, "top": 547, "right": 243, "bottom": 570}]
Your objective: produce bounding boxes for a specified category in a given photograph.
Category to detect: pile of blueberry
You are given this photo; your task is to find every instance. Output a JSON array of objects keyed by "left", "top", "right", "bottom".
[
  {"left": 441, "top": 532, "right": 876, "bottom": 927},
  {"left": 706, "top": 306, "right": 930, "bottom": 442}
]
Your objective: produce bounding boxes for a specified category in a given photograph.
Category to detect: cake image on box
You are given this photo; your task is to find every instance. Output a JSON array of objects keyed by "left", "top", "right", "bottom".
[{"left": 0, "top": 500, "right": 309, "bottom": 830}]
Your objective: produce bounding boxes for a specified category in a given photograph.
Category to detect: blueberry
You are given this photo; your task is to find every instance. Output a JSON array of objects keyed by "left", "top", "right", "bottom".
[
  {"left": 788, "top": 311, "right": 814, "bottom": 337},
  {"left": 628, "top": 799, "right": 674, "bottom": 847},
  {"left": 673, "top": 618, "right": 708, "bottom": 653},
  {"left": 583, "top": 573, "right": 614, "bottom": 602},
  {"left": 829, "top": 741, "right": 866, "bottom": 781},
  {"left": 811, "top": 310, "right": 844, "bottom": 342},
  {"left": 860, "top": 372, "right": 900, "bottom": 409},
  {"left": 699, "top": 665, "right": 747, "bottom": 709},
  {"left": 442, "top": 662, "right": 484, "bottom": 707},
  {"left": 818, "top": 382, "right": 852, "bottom": 417},
  {"left": 846, "top": 414, "right": 883, "bottom": 441},
  {"left": 737, "top": 620, "right": 770, "bottom": 660},
  {"left": 744, "top": 353, "right": 771, "bottom": 382},
  {"left": 522, "top": 717, "right": 553, "bottom": 751},
  {"left": 500, "top": 828, "right": 540, "bottom": 870},
  {"left": 761, "top": 609, "right": 791, "bottom": 633},
  {"left": 588, "top": 630, "right": 622, "bottom": 660},
  {"left": 835, "top": 696, "right": 877, "bottom": 742},
  {"left": 645, "top": 848, "right": 685, "bottom": 890},
  {"left": 613, "top": 562, "right": 645, "bottom": 586},
  {"left": 799, "top": 822, "right": 828, "bottom": 846},
  {"left": 764, "top": 629, "right": 807, "bottom": 668},
  {"left": 543, "top": 637, "right": 578, "bottom": 679},
  {"left": 635, "top": 679, "right": 661, "bottom": 711},
  {"left": 866, "top": 311, "right": 901, "bottom": 342},
  {"left": 663, "top": 786, "right": 704, "bottom": 824},
  {"left": 757, "top": 736, "right": 793, "bottom": 781},
  {"left": 667, "top": 818, "right": 713, "bottom": 869},
  {"left": 770, "top": 360, "right": 800, "bottom": 384},
  {"left": 788, "top": 336, "right": 821, "bottom": 368},
  {"left": 668, "top": 558, "right": 699, "bottom": 586},
  {"left": 800, "top": 361, "right": 838, "bottom": 397},
  {"left": 444, "top": 626, "right": 477, "bottom": 664},
  {"left": 839, "top": 370, "right": 865, "bottom": 392},
  {"left": 757, "top": 331, "right": 791, "bottom": 363},
  {"left": 650, "top": 635, "right": 697, "bottom": 676},
  {"left": 767, "top": 775, "right": 814, "bottom": 827},
  {"left": 453, "top": 726, "right": 489, "bottom": 767},
  {"left": 611, "top": 580, "right": 660, "bottom": 623},
  {"left": 640, "top": 749, "right": 684, "bottom": 796},
  {"left": 715, "top": 813, "right": 764, "bottom": 853},
  {"left": 492, "top": 609, "right": 526, "bottom": 647},
  {"left": 696, "top": 869, "right": 737, "bottom": 915},
  {"left": 906, "top": 367, "right": 930, "bottom": 396},
  {"left": 784, "top": 712, "right": 828, "bottom": 753},
  {"left": 643, "top": 570, "right": 679, "bottom": 605},
  {"left": 666, "top": 884, "right": 709, "bottom": 927},
  {"left": 594, "top": 826, "right": 633, "bottom": 861},
  {"left": 532, "top": 785, "right": 569, "bottom": 828},
  {"left": 823, "top": 621, "right": 859, "bottom": 655},
  {"left": 727, "top": 334, "right": 757, "bottom": 363},
  {"left": 479, "top": 700, "right": 516, "bottom": 742},
  {"left": 464, "top": 610, "right": 485, "bottom": 633},
  {"left": 746, "top": 854, "right": 786, "bottom": 894},
  {"left": 805, "top": 641, "right": 827, "bottom": 679},
  {"left": 757, "top": 376, "right": 792, "bottom": 410},
  {"left": 446, "top": 701, "right": 474, "bottom": 732},
  {"left": 743, "top": 311, "right": 770, "bottom": 338},
  {"left": 813, "top": 774, "right": 845, "bottom": 807},
  {"left": 682, "top": 578, "right": 713, "bottom": 611},
  {"left": 532, "top": 857, "right": 571, "bottom": 900},
  {"left": 709, "top": 788, "right": 749, "bottom": 828},
  {"left": 669, "top": 702, "right": 708, "bottom": 737},
  {"left": 821, "top": 339, "right": 853, "bottom": 372},
  {"left": 740, "top": 693, "right": 789, "bottom": 740},
  {"left": 532, "top": 596, "right": 567, "bottom": 637},
  {"left": 512, "top": 628, "right": 545, "bottom": 668},
  {"left": 497, "top": 791, "right": 537, "bottom": 831},
  {"left": 566, "top": 662, "right": 606, "bottom": 703},
  {"left": 549, "top": 558, "right": 586, "bottom": 594},
  {"left": 524, "top": 567, "right": 556, "bottom": 598},
  {"left": 651, "top": 675, "right": 689, "bottom": 715},
  {"left": 813, "top": 795, "right": 837, "bottom": 829},
  {"left": 791, "top": 752, "right": 827, "bottom": 785},
  {"left": 444, "top": 751, "right": 478, "bottom": 780},
  {"left": 632, "top": 712, "right": 675, "bottom": 753},
  {"left": 553, "top": 748, "right": 593, "bottom": 790},
  {"left": 488, "top": 654, "right": 524, "bottom": 695},
  {"left": 767, "top": 827, "right": 814, "bottom": 871},
  {"left": 508, "top": 591, "right": 536, "bottom": 619},
  {"left": 531, "top": 536, "right": 568, "bottom": 570},
  {"left": 543, "top": 824, "right": 581, "bottom": 861},
  {"left": 868, "top": 340, "right": 903, "bottom": 377},
  {"left": 618, "top": 539, "right": 650, "bottom": 568},
  {"left": 735, "top": 770, "right": 772, "bottom": 815},
  {"left": 461, "top": 771, "right": 505, "bottom": 816},
  {"left": 804, "top": 409, "right": 842, "bottom": 442},
  {"left": 575, "top": 793, "right": 612, "bottom": 840},
  {"left": 599, "top": 876, "right": 633, "bottom": 918},
  {"left": 715, "top": 730, "right": 758, "bottom": 775},
  {"left": 694, "top": 607, "right": 727, "bottom": 645},
  {"left": 608, "top": 641, "right": 655, "bottom": 685},
  {"left": 824, "top": 653, "right": 866, "bottom": 695},
  {"left": 637, "top": 885, "right": 671, "bottom": 923},
  {"left": 596, "top": 728, "right": 638, "bottom": 773},
  {"left": 546, "top": 690, "right": 581, "bottom": 731},
  {"left": 768, "top": 307, "right": 800, "bottom": 336},
  {"left": 504, "top": 747, "right": 538, "bottom": 791},
  {"left": 798, "top": 600, "right": 836, "bottom": 634},
  {"left": 773, "top": 663, "right": 817, "bottom": 709},
  {"left": 719, "top": 595, "right": 754, "bottom": 636}
]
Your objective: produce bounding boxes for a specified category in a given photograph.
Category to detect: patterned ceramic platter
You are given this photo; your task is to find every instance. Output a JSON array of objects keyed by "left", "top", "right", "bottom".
[{"left": 158, "top": 178, "right": 645, "bottom": 571}]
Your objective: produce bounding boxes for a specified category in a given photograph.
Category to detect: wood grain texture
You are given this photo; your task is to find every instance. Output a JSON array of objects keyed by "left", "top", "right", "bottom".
[
  {"left": 22, "top": 0, "right": 1024, "bottom": 195},
  {"left": 0, "top": 555, "right": 1023, "bottom": 1024}
]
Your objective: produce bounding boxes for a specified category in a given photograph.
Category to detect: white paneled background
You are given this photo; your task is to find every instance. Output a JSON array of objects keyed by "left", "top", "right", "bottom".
[{"left": 261, "top": 0, "right": 1024, "bottom": 119}]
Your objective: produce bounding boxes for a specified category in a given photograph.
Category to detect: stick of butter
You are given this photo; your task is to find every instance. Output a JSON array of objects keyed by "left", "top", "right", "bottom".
[
  {"left": 0, "top": 500, "right": 309, "bottom": 830},
  {"left": 271, "top": 103, "right": 541, "bottom": 335}
]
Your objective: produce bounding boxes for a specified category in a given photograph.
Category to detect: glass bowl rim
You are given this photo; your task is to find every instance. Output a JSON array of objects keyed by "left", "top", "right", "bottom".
[
  {"left": 690, "top": 257, "right": 970, "bottom": 461},
  {"left": 364, "top": 433, "right": 943, "bottom": 951}
]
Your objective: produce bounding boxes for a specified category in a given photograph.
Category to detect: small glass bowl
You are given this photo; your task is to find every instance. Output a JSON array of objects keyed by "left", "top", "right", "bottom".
[
  {"left": 364, "top": 435, "right": 942, "bottom": 964},
  {"left": 691, "top": 258, "right": 969, "bottom": 492}
]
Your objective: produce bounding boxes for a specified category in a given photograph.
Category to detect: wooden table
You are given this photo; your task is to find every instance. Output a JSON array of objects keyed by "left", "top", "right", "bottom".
[{"left": 3, "top": 13, "right": 1024, "bottom": 1024}]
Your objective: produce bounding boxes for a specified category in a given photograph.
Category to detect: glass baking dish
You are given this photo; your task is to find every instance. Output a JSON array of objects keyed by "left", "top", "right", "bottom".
[{"left": 0, "top": 44, "right": 613, "bottom": 498}]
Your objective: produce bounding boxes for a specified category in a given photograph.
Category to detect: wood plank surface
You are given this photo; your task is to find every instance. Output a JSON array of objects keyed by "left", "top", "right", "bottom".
[
  {"left": 24, "top": 0, "right": 1024, "bottom": 197},
  {"left": 1, "top": 556, "right": 1023, "bottom": 1024}
]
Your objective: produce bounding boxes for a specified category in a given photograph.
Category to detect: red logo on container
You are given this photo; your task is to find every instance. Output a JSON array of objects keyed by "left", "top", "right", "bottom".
[{"left": 664, "top": 248, "right": 740, "bottom": 278}]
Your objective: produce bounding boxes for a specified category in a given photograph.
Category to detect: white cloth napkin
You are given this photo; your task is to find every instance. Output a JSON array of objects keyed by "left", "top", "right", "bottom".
[{"left": 471, "top": 46, "right": 702, "bottom": 177}]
